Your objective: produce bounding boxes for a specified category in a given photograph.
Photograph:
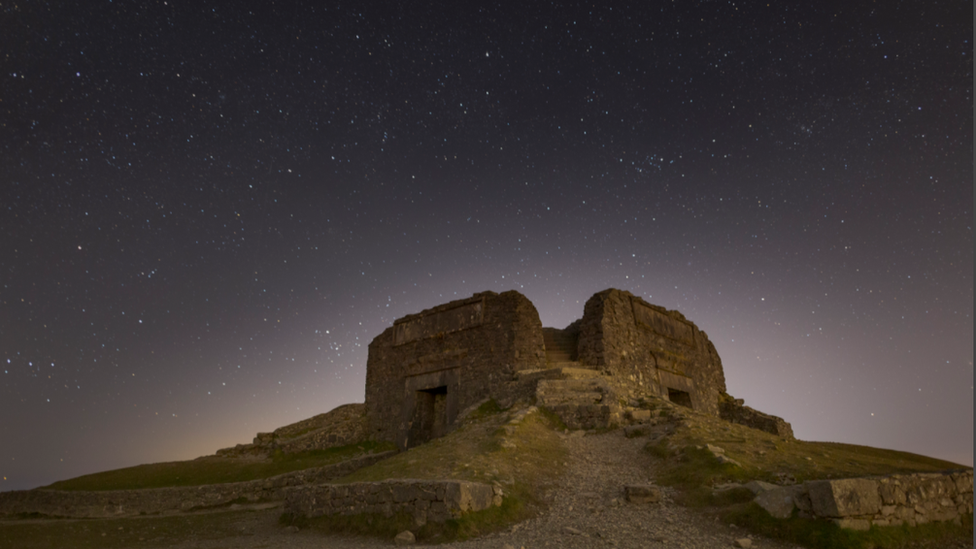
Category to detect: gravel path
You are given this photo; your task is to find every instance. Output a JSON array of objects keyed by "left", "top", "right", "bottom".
[{"left": 157, "top": 429, "right": 800, "bottom": 549}]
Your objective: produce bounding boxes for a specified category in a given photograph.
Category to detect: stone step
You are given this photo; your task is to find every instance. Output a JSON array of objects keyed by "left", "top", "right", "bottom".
[
  {"left": 515, "top": 365, "right": 601, "bottom": 383},
  {"left": 542, "top": 327, "right": 578, "bottom": 362},
  {"left": 537, "top": 379, "right": 610, "bottom": 407}
]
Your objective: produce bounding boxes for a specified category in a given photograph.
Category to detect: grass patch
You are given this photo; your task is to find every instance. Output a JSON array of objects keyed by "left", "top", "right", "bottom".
[
  {"left": 639, "top": 398, "right": 974, "bottom": 548},
  {"left": 44, "top": 440, "right": 396, "bottom": 491},
  {"left": 723, "top": 504, "right": 973, "bottom": 549},
  {"left": 535, "top": 406, "right": 569, "bottom": 432},
  {"left": 654, "top": 445, "right": 754, "bottom": 495},
  {"left": 666, "top": 408, "right": 968, "bottom": 484},
  {"left": 466, "top": 398, "right": 504, "bottom": 421},
  {"left": 312, "top": 405, "right": 567, "bottom": 541},
  {"left": 0, "top": 509, "right": 276, "bottom": 549}
]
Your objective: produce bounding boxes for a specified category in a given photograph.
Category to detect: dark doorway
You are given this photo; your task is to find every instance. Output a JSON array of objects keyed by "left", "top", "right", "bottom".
[
  {"left": 410, "top": 385, "right": 448, "bottom": 446},
  {"left": 667, "top": 388, "right": 693, "bottom": 409}
]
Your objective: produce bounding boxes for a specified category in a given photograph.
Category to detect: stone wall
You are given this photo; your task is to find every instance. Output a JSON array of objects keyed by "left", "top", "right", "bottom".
[
  {"left": 0, "top": 451, "right": 394, "bottom": 519},
  {"left": 217, "top": 403, "right": 368, "bottom": 457},
  {"left": 577, "top": 289, "right": 726, "bottom": 417},
  {"left": 754, "top": 471, "right": 974, "bottom": 529},
  {"left": 284, "top": 479, "right": 500, "bottom": 526},
  {"left": 365, "top": 291, "right": 546, "bottom": 448},
  {"left": 719, "top": 397, "right": 794, "bottom": 439}
]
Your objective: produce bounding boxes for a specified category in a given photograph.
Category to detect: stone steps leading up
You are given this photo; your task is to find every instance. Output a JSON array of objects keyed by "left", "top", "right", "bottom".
[
  {"left": 543, "top": 327, "right": 578, "bottom": 363},
  {"left": 536, "top": 378, "right": 609, "bottom": 407}
]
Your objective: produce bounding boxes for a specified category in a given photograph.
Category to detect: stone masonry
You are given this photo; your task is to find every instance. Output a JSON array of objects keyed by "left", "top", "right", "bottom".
[
  {"left": 576, "top": 289, "right": 727, "bottom": 417},
  {"left": 284, "top": 479, "right": 499, "bottom": 526},
  {"left": 217, "top": 403, "right": 368, "bottom": 457},
  {"left": 366, "top": 288, "right": 791, "bottom": 448},
  {"left": 753, "top": 470, "right": 974, "bottom": 530},
  {"left": 365, "top": 291, "right": 546, "bottom": 448}
]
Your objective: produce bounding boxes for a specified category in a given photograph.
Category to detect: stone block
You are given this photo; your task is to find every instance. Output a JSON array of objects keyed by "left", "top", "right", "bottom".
[
  {"left": 631, "top": 409, "right": 652, "bottom": 422},
  {"left": 894, "top": 506, "right": 915, "bottom": 521},
  {"left": 754, "top": 487, "right": 796, "bottom": 519},
  {"left": 444, "top": 482, "right": 494, "bottom": 512},
  {"left": 428, "top": 501, "right": 450, "bottom": 522},
  {"left": 791, "top": 485, "right": 813, "bottom": 512},
  {"left": 394, "top": 530, "right": 415, "bottom": 546},
  {"left": 393, "top": 483, "right": 419, "bottom": 503},
  {"left": 878, "top": 481, "right": 907, "bottom": 506},
  {"left": 951, "top": 472, "right": 973, "bottom": 494},
  {"left": 808, "top": 479, "right": 882, "bottom": 518}
]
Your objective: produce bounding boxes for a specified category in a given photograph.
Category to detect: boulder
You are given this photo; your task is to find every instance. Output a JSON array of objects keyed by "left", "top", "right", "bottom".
[
  {"left": 754, "top": 487, "right": 796, "bottom": 518},
  {"left": 394, "top": 530, "right": 415, "bottom": 545}
]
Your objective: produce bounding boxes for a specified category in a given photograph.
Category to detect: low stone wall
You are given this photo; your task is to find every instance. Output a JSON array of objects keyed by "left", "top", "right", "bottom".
[
  {"left": 0, "top": 451, "right": 394, "bottom": 519},
  {"left": 719, "top": 398, "right": 794, "bottom": 439},
  {"left": 754, "top": 470, "right": 973, "bottom": 529},
  {"left": 217, "top": 403, "right": 368, "bottom": 457},
  {"left": 284, "top": 479, "right": 500, "bottom": 526}
]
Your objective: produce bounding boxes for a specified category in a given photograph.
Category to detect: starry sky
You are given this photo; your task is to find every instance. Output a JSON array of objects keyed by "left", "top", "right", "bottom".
[{"left": 1, "top": 1, "right": 972, "bottom": 492}]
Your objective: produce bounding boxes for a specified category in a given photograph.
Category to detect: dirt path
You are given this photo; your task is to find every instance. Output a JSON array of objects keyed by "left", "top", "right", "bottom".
[{"left": 152, "top": 429, "right": 800, "bottom": 549}]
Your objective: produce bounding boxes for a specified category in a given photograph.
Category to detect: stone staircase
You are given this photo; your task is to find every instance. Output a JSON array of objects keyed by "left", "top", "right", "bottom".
[
  {"left": 519, "top": 328, "right": 620, "bottom": 428},
  {"left": 542, "top": 327, "right": 578, "bottom": 364}
]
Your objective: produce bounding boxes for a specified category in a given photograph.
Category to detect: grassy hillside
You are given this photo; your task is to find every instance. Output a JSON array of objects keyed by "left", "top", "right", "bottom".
[{"left": 43, "top": 441, "right": 395, "bottom": 491}]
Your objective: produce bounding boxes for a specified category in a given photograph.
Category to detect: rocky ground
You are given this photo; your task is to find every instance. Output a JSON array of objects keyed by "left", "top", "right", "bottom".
[{"left": 151, "top": 428, "right": 802, "bottom": 549}]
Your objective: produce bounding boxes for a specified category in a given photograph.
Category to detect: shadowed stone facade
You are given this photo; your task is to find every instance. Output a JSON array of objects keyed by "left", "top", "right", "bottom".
[
  {"left": 576, "top": 289, "right": 727, "bottom": 417},
  {"left": 365, "top": 288, "right": 783, "bottom": 448},
  {"left": 365, "top": 291, "right": 546, "bottom": 448}
]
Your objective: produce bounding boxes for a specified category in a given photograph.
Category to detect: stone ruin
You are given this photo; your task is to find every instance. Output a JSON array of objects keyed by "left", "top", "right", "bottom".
[{"left": 365, "top": 287, "right": 792, "bottom": 449}]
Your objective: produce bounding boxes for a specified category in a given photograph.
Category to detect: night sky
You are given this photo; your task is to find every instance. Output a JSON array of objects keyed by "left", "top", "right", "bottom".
[{"left": 2, "top": 1, "right": 972, "bottom": 492}]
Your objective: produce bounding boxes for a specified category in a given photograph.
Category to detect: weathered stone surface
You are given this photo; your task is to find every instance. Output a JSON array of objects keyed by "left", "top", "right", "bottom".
[
  {"left": 630, "top": 409, "right": 652, "bottom": 422},
  {"left": 444, "top": 481, "right": 495, "bottom": 512},
  {"left": 576, "top": 289, "right": 727, "bottom": 418},
  {"left": 733, "top": 538, "right": 753, "bottom": 548},
  {"left": 625, "top": 484, "right": 662, "bottom": 503},
  {"left": 755, "top": 486, "right": 796, "bottom": 518},
  {"left": 365, "top": 291, "right": 546, "bottom": 448},
  {"left": 364, "top": 288, "right": 793, "bottom": 449},
  {"left": 719, "top": 396, "right": 794, "bottom": 439},
  {"left": 808, "top": 478, "right": 882, "bottom": 517}
]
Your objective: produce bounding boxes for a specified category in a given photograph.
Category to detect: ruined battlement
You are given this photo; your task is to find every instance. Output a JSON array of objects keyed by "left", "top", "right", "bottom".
[
  {"left": 365, "top": 288, "right": 767, "bottom": 449},
  {"left": 365, "top": 291, "right": 546, "bottom": 448},
  {"left": 577, "top": 289, "right": 727, "bottom": 417}
]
